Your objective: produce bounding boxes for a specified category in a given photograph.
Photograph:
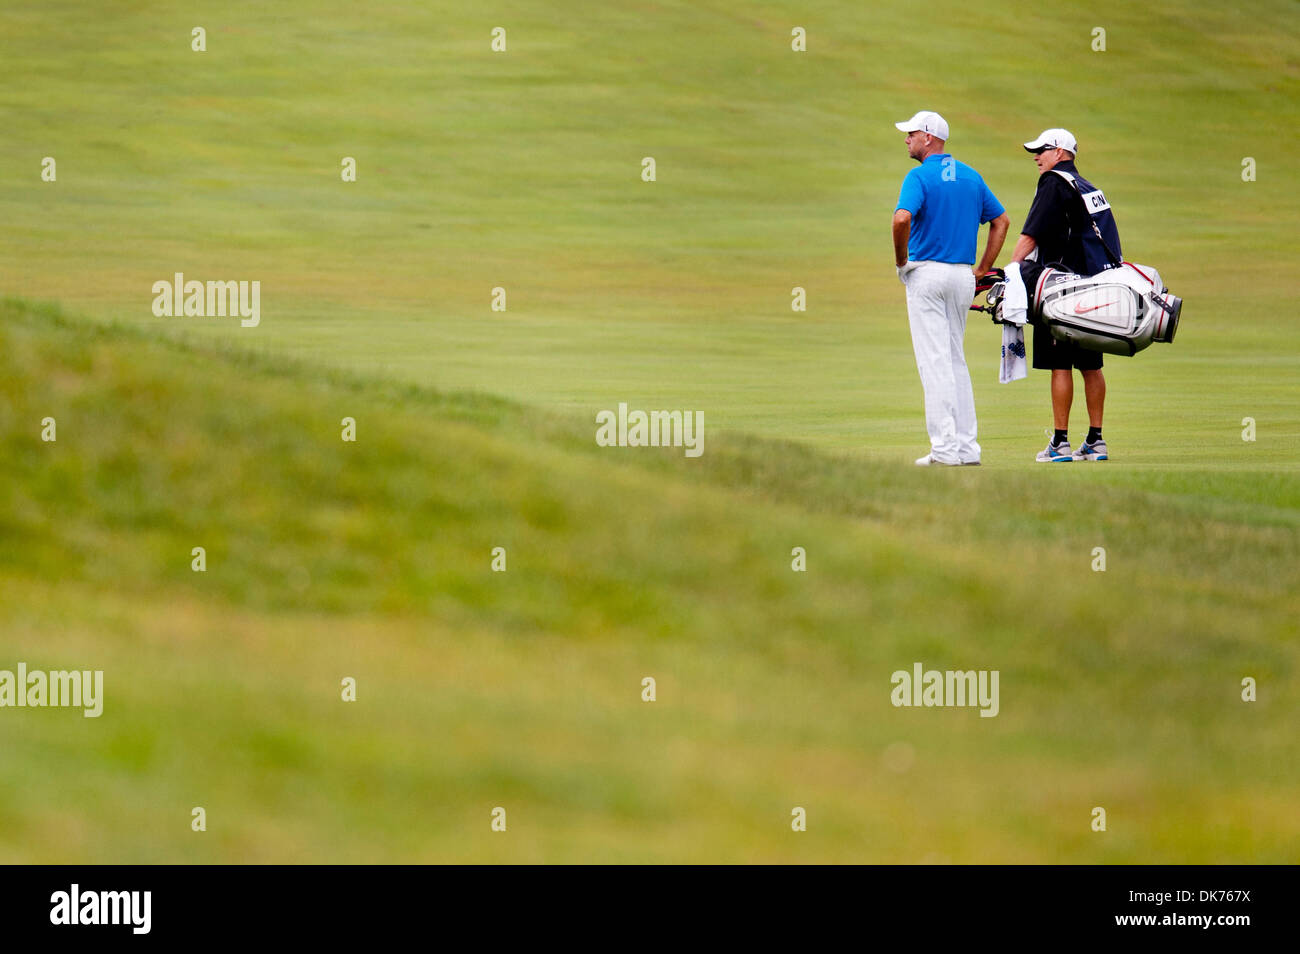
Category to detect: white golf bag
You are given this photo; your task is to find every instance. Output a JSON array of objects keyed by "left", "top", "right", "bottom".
[{"left": 981, "top": 261, "right": 1182, "bottom": 356}]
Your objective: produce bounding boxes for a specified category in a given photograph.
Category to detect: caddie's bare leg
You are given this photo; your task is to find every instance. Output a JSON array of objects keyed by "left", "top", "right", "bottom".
[
  {"left": 1051, "top": 369, "right": 1073, "bottom": 431},
  {"left": 1081, "top": 369, "right": 1105, "bottom": 428}
]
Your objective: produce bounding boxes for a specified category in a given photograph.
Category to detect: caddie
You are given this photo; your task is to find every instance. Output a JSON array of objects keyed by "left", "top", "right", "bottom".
[
  {"left": 1009, "top": 128, "right": 1122, "bottom": 462},
  {"left": 893, "top": 110, "right": 1010, "bottom": 466}
]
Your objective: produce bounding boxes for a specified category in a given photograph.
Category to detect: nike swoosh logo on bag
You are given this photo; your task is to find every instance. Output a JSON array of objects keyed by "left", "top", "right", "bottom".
[{"left": 1074, "top": 300, "right": 1117, "bottom": 314}]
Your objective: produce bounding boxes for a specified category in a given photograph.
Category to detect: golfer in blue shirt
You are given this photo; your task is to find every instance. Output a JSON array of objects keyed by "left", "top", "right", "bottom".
[{"left": 892, "top": 110, "right": 1010, "bottom": 465}]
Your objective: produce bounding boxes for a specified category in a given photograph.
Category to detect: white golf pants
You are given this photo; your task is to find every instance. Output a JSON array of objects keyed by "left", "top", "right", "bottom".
[{"left": 903, "top": 261, "right": 980, "bottom": 464}]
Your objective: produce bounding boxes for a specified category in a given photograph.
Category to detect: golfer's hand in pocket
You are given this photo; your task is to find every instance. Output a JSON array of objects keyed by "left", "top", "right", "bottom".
[{"left": 897, "top": 261, "right": 919, "bottom": 284}]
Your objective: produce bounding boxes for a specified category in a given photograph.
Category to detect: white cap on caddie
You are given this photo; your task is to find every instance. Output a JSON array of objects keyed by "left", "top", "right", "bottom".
[
  {"left": 1023, "top": 128, "right": 1078, "bottom": 154},
  {"left": 894, "top": 110, "right": 949, "bottom": 141}
]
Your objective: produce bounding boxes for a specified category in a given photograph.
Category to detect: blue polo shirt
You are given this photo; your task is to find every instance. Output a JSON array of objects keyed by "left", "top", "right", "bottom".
[{"left": 896, "top": 154, "right": 1004, "bottom": 265}]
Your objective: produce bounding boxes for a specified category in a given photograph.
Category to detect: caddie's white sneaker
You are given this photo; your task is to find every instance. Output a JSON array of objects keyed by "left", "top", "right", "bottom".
[
  {"left": 1035, "top": 428, "right": 1073, "bottom": 463},
  {"left": 1073, "top": 438, "right": 1108, "bottom": 461},
  {"left": 1036, "top": 440, "right": 1072, "bottom": 462},
  {"left": 915, "top": 454, "right": 959, "bottom": 466}
]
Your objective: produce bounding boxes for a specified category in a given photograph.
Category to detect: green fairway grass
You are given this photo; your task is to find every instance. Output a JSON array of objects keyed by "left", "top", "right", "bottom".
[
  {"left": 0, "top": 0, "right": 1297, "bottom": 862},
  {"left": 2, "top": 0, "right": 1298, "bottom": 472}
]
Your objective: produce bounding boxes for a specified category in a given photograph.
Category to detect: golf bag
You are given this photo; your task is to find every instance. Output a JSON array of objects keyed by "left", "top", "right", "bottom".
[{"left": 974, "top": 261, "right": 1182, "bottom": 357}]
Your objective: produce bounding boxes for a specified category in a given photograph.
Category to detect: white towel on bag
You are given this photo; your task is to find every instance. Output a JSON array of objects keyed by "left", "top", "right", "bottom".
[{"left": 998, "top": 262, "right": 1029, "bottom": 383}]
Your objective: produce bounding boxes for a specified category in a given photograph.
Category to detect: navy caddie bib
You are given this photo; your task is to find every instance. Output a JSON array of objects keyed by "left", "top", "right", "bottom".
[{"left": 1052, "top": 169, "right": 1123, "bottom": 276}]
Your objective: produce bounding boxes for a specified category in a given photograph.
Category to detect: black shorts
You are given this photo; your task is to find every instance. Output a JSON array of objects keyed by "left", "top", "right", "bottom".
[{"left": 1031, "top": 321, "right": 1105, "bottom": 371}]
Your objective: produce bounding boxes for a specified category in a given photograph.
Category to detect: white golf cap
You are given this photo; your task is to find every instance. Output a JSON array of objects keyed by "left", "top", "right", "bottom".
[
  {"left": 1024, "top": 128, "right": 1078, "bottom": 153},
  {"left": 895, "top": 110, "right": 949, "bottom": 141}
]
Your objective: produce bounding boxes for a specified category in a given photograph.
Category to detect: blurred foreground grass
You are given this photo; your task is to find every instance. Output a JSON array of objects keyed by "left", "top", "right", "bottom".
[{"left": 0, "top": 299, "right": 1296, "bottom": 862}]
